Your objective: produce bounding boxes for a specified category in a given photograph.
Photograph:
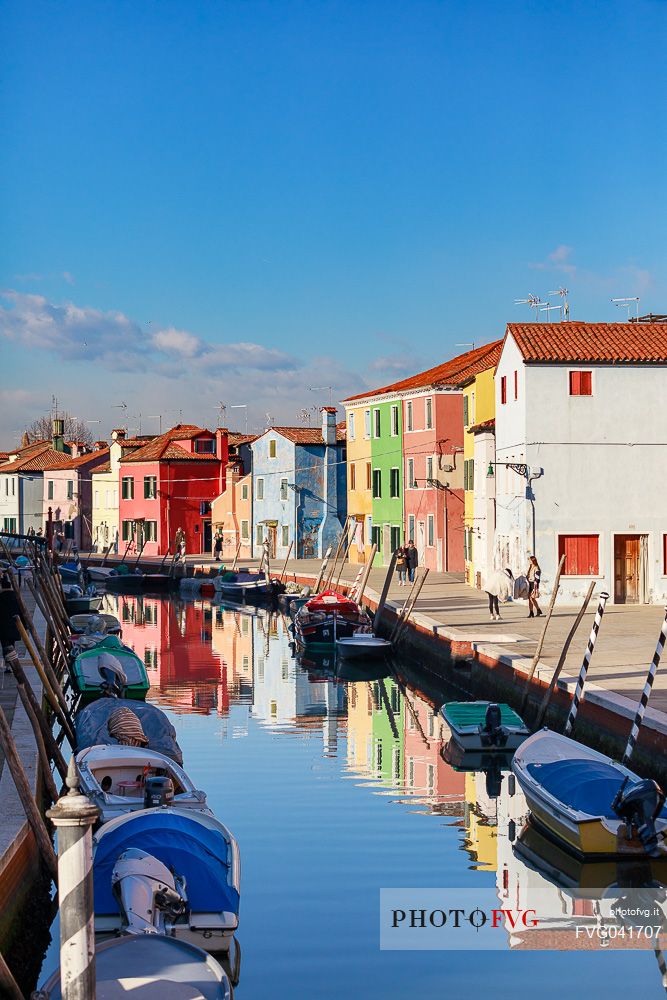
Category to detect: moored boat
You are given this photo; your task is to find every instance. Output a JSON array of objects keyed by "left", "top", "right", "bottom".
[
  {"left": 93, "top": 806, "right": 241, "bottom": 952},
  {"left": 441, "top": 701, "right": 530, "bottom": 753},
  {"left": 75, "top": 699, "right": 183, "bottom": 764},
  {"left": 76, "top": 744, "right": 209, "bottom": 824},
  {"left": 294, "top": 590, "right": 372, "bottom": 651},
  {"left": 512, "top": 728, "right": 667, "bottom": 858},
  {"left": 70, "top": 635, "right": 150, "bottom": 703},
  {"left": 213, "top": 569, "right": 273, "bottom": 600},
  {"left": 69, "top": 611, "right": 122, "bottom": 635},
  {"left": 63, "top": 583, "right": 104, "bottom": 615},
  {"left": 336, "top": 632, "right": 392, "bottom": 659}
]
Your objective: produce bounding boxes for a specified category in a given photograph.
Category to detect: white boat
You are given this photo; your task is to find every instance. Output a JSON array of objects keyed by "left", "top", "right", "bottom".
[
  {"left": 335, "top": 633, "right": 393, "bottom": 659},
  {"left": 87, "top": 565, "right": 118, "bottom": 583},
  {"left": 76, "top": 744, "right": 209, "bottom": 824},
  {"left": 512, "top": 728, "right": 667, "bottom": 858},
  {"left": 213, "top": 570, "right": 273, "bottom": 598},
  {"left": 37, "top": 934, "right": 232, "bottom": 999},
  {"left": 93, "top": 806, "right": 241, "bottom": 952},
  {"left": 441, "top": 701, "right": 530, "bottom": 753}
]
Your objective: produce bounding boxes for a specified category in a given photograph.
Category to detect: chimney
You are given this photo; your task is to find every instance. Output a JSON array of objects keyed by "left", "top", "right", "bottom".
[
  {"left": 52, "top": 417, "right": 65, "bottom": 452},
  {"left": 321, "top": 407, "right": 337, "bottom": 446},
  {"left": 111, "top": 428, "right": 126, "bottom": 442}
]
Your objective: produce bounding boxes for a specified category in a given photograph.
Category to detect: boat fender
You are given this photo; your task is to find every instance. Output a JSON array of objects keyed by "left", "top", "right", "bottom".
[
  {"left": 144, "top": 775, "right": 175, "bottom": 809},
  {"left": 611, "top": 777, "right": 666, "bottom": 856}
]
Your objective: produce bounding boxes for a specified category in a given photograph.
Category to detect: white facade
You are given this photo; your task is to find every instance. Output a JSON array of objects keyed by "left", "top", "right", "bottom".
[
  {"left": 472, "top": 428, "right": 496, "bottom": 588},
  {"left": 0, "top": 473, "right": 19, "bottom": 532},
  {"left": 494, "top": 331, "right": 667, "bottom": 604}
]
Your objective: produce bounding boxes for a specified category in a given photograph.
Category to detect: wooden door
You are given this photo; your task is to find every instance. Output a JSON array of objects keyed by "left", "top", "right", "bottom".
[
  {"left": 267, "top": 525, "right": 277, "bottom": 559},
  {"left": 614, "top": 535, "right": 640, "bottom": 604}
]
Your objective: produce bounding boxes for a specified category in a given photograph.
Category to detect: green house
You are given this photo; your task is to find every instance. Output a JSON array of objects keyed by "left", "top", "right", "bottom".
[{"left": 369, "top": 397, "right": 403, "bottom": 565}]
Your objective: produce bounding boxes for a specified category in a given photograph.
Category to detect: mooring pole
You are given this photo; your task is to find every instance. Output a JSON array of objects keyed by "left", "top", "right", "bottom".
[
  {"left": 622, "top": 606, "right": 667, "bottom": 766},
  {"left": 373, "top": 550, "right": 398, "bottom": 633},
  {"left": 313, "top": 546, "right": 333, "bottom": 593},
  {"left": 48, "top": 758, "right": 100, "bottom": 1000},
  {"left": 563, "top": 591, "right": 609, "bottom": 737}
]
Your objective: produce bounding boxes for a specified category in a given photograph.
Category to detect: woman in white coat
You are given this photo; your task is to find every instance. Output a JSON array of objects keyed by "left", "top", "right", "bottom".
[{"left": 484, "top": 567, "right": 514, "bottom": 621}]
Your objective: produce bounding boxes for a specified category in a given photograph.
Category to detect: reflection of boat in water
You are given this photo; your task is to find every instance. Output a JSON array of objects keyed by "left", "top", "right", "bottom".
[
  {"left": 37, "top": 935, "right": 232, "bottom": 999},
  {"left": 94, "top": 807, "right": 240, "bottom": 953},
  {"left": 335, "top": 656, "right": 392, "bottom": 683},
  {"left": 442, "top": 701, "right": 530, "bottom": 753},
  {"left": 513, "top": 729, "right": 667, "bottom": 858},
  {"left": 442, "top": 740, "right": 515, "bottom": 799}
]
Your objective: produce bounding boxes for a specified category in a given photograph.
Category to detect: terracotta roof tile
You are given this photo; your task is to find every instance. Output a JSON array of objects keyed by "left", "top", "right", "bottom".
[
  {"left": 342, "top": 341, "right": 503, "bottom": 402},
  {"left": 44, "top": 448, "right": 110, "bottom": 471},
  {"left": 91, "top": 461, "right": 112, "bottom": 474},
  {"left": 122, "top": 425, "right": 218, "bottom": 463},
  {"left": 228, "top": 433, "right": 258, "bottom": 447},
  {"left": 259, "top": 426, "right": 346, "bottom": 445},
  {"left": 0, "top": 445, "right": 74, "bottom": 473},
  {"left": 507, "top": 322, "right": 667, "bottom": 363}
]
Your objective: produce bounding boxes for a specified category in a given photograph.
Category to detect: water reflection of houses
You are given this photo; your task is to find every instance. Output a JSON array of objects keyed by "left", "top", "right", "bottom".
[{"left": 403, "top": 688, "right": 465, "bottom": 815}]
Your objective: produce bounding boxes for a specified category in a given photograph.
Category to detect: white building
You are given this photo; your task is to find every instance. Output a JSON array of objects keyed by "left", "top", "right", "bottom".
[{"left": 494, "top": 321, "right": 667, "bottom": 604}]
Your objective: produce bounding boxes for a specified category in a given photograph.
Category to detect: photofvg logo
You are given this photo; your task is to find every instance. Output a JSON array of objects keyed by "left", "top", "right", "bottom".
[{"left": 380, "top": 889, "right": 536, "bottom": 950}]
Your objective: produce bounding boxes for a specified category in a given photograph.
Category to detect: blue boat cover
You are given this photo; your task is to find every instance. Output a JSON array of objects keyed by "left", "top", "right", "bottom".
[
  {"left": 94, "top": 812, "right": 239, "bottom": 916},
  {"left": 75, "top": 700, "right": 183, "bottom": 765},
  {"left": 526, "top": 759, "right": 667, "bottom": 819}
]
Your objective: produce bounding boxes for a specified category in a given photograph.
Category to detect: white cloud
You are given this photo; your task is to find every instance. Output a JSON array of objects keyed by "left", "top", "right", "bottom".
[
  {"left": 529, "top": 244, "right": 576, "bottom": 275},
  {"left": 152, "top": 326, "right": 202, "bottom": 357}
]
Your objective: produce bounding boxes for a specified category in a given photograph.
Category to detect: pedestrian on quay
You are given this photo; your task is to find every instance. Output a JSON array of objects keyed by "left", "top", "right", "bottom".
[
  {"left": 395, "top": 544, "right": 408, "bottom": 586},
  {"left": 526, "top": 555, "right": 542, "bottom": 618},
  {"left": 0, "top": 573, "right": 21, "bottom": 675},
  {"left": 175, "top": 527, "right": 186, "bottom": 562},
  {"left": 213, "top": 531, "right": 223, "bottom": 561},
  {"left": 406, "top": 540, "right": 418, "bottom": 583},
  {"left": 484, "top": 567, "right": 514, "bottom": 621}
]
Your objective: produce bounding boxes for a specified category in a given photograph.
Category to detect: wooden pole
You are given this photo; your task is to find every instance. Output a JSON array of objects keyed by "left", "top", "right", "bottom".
[
  {"left": 622, "top": 606, "right": 667, "bottom": 766},
  {"left": 278, "top": 541, "right": 294, "bottom": 583},
  {"left": 373, "top": 550, "right": 398, "bottom": 632},
  {"left": 231, "top": 539, "right": 242, "bottom": 572},
  {"left": 520, "top": 554, "right": 566, "bottom": 712},
  {"left": 15, "top": 617, "right": 76, "bottom": 746},
  {"left": 325, "top": 516, "right": 350, "bottom": 590},
  {"left": 9, "top": 651, "right": 68, "bottom": 781},
  {"left": 313, "top": 546, "right": 333, "bottom": 593},
  {"left": 0, "top": 704, "right": 58, "bottom": 881},
  {"left": 355, "top": 543, "right": 378, "bottom": 606},
  {"left": 563, "top": 591, "right": 610, "bottom": 737},
  {"left": 333, "top": 527, "right": 355, "bottom": 591},
  {"left": 534, "top": 581, "right": 595, "bottom": 729},
  {"left": 0, "top": 951, "right": 23, "bottom": 1000},
  {"left": 15, "top": 683, "right": 60, "bottom": 802},
  {"left": 22, "top": 583, "right": 74, "bottom": 720},
  {"left": 391, "top": 567, "right": 430, "bottom": 643}
]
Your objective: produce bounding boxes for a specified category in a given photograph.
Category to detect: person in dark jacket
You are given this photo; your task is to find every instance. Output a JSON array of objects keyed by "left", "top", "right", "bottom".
[
  {"left": 406, "top": 540, "right": 418, "bottom": 582},
  {"left": 0, "top": 574, "right": 22, "bottom": 674}
]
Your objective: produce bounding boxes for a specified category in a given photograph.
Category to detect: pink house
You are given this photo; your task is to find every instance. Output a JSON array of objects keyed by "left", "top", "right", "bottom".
[{"left": 43, "top": 447, "right": 110, "bottom": 549}]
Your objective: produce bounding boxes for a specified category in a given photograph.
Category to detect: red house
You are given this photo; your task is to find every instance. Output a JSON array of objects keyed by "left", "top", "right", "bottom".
[{"left": 118, "top": 424, "right": 228, "bottom": 557}]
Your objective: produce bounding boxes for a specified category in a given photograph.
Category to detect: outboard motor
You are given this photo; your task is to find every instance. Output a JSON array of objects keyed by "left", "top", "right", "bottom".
[
  {"left": 144, "top": 774, "right": 174, "bottom": 809},
  {"left": 480, "top": 703, "right": 508, "bottom": 748},
  {"left": 112, "top": 847, "right": 186, "bottom": 935},
  {"left": 98, "top": 652, "right": 128, "bottom": 697},
  {"left": 612, "top": 777, "right": 666, "bottom": 856}
]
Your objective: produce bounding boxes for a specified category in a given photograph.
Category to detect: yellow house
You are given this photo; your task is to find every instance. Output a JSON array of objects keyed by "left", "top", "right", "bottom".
[
  {"left": 91, "top": 431, "right": 122, "bottom": 551},
  {"left": 344, "top": 402, "right": 373, "bottom": 563},
  {"left": 460, "top": 344, "right": 502, "bottom": 587},
  {"left": 345, "top": 681, "right": 375, "bottom": 775}
]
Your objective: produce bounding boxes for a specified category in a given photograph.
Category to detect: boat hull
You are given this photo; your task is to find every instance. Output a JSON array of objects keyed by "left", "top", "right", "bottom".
[
  {"left": 66, "top": 596, "right": 104, "bottom": 615},
  {"left": 335, "top": 637, "right": 392, "bottom": 659},
  {"left": 442, "top": 701, "right": 530, "bottom": 754}
]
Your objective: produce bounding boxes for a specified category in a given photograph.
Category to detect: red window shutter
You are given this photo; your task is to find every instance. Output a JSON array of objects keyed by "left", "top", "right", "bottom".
[
  {"left": 569, "top": 371, "right": 580, "bottom": 395},
  {"left": 664, "top": 535, "right": 667, "bottom": 575},
  {"left": 559, "top": 534, "right": 599, "bottom": 575},
  {"left": 514, "top": 370, "right": 518, "bottom": 400},
  {"left": 501, "top": 376, "right": 507, "bottom": 404},
  {"left": 580, "top": 371, "right": 592, "bottom": 395}
]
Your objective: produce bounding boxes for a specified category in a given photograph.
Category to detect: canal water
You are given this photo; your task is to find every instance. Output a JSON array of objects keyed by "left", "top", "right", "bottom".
[{"left": 37, "top": 594, "right": 665, "bottom": 998}]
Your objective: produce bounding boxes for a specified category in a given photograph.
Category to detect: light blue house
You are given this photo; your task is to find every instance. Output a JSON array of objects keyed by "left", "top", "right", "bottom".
[{"left": 250, "top": 408, "right": 347, "bottom": 560}]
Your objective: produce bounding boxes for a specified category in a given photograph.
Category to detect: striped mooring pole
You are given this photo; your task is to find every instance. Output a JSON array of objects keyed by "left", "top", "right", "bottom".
[
  {"left": 563, "top": 591, "right": 609, "bottom": 737},
  {"left": 47, "top": 757, "right": 101, "bottom": 1000},
  {"left": 622, "top": 606, "right": 667, "bottom": 766}
]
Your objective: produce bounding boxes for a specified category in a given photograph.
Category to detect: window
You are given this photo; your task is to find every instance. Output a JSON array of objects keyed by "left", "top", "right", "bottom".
[
  {"left": 350, "top": 463, "right": 356, "bottom": 490},
  {"left": 427, "top": 514, "right": 435, "bottom": 547},
  {"left": 121, "top": 519, "right": 134, "bottom": 541},
  {"left": 500, "top": 376, "right": 507, "bottom": 404},
  {"left": 371, "top": 526, "right": 382, "bottom": 551},
  {"left": 194, "top": 438, "right": 215, "bottom": 453},
  {"left": 464, "top": 527, "right": 473, "bottom": 562},
  {"left": 255, "top": 524, "right": 264, "bottom": 545},
  {"left": 407, "top": 458, "right": 415, "bottom": 488},
  {"left": 45, "top": 480, "right": 54, "bottom": 500},
  {"left": 569, "top": 370, "right": 593, "bottom": 396},
  {"left": 3, "top": 517, "right": 17, "bottom": 532},
  {"left": 464, "top": 459, "right": 475, "bottom": 492},
  {"left": 269, "top": 439, "right": 277, "bottom": 458},
  {"left": 663, "top": 535, "right": 667, "bottom": 575},
  {"left": 144, "top": 648, "right": 158, "bottom": 670},
  {"left": 256, "top": 478, "right": 264, "bottom": 500},
  {"left": 241, "top": 483, "right": 249, "bottom": 500},
  {"left": 364, "top": 409, "right": 371, "bottom": 438},
  {"left": 426, "top": 456, "right": 433, "bottom": 481},
  {"left": 514, "top": 370, "right": 518, "bottom": 400},
  {"left": 425, "top": 397, "right": 433, "bottom": 430},
  {"left": 145, "top": 520, "right": 158, "bottom": 541},
  {"left": 408, "top": 515, "right": 415, "bottom": 542},
  {"left": 121, "top": 476, "right": 134, "bottom": 500},
  {"left": 348, "top": 412, "right": 355, "bottom": 440},
  {"left": 241, "top": 519, "right": 249, "bottom": 540},
  {"left": 144, "top": 475, "right": 157, "bottom": 499},
  {"left": 372, "top": 469, "right": 382, "bottom": 498},
  {"left": 94, "top": 491, "right": 99, "bottom": 505},
  {"left": 373, "top": 409, "right": 381, "bottom": 438},
  {"left": 280, "top": 479, "right": 288, "bottom": 500},
  {"left": 366, "top": 462, "right": 372, "bottom": 490},
  {"left": 281, "top": 525, "right": 289, "bottom": 547},
  {"left": 463, "top": 395, "right": 469, "bottom": 426},
  {"left": 390, "top": 526, "right": 401, "bottom": 552},
  {"left": 406, "top": 401, "right": 413, "bottom": 431},
  {"left": 391, "top": 405, "right": 399, "bottom": 436},
  {"left": 558, "top": 534, "right": 599, "bottom": 575},
  {"left": 390, "top": 467, "right": 400, "bottom": 498},
  {"left": 66, "top": 480, "right": 74, "bottom": 500}
]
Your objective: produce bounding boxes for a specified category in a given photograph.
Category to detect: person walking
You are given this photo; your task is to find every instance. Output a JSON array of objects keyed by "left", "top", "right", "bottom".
[
  {"left": 213, "top": 531, "right": 223, "bottom": 561},
  {"left": 175, "top": 527, "right": 186, "bottom": 562},
  {"left": 484, "top": 567, "right": 514, "bottom": 621},
  {"left": 406, "top": 540, "right": 418, "bottom": 583},
  {"left": 395, "top": 545, "right": 408, "bottom": 586},
  {"left": 0, "top": 573, "right": 21, "bottom": 674},
  {"left": 526, "top": 555, "right": 542, "bottom": 617}
]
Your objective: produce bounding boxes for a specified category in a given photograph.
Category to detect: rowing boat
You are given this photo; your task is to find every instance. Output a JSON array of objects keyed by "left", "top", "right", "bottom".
[
  {"left": 70, "top": 636, "right": 150, "bottom": 703},
  {"left": 441, "top": 701, "right": 530, "bottom": 753}
]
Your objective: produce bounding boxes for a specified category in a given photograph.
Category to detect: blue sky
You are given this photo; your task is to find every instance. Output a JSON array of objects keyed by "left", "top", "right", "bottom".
[{"left": 1, "top": 0, "right": 665, "bottom": 438}]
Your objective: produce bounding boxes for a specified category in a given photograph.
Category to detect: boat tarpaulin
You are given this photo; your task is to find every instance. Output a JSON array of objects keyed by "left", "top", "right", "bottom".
[
  {"left": 94, "top": 812, "right": 239, "bottom": 916},
  {"left": 75, "top": 700, "right": 183, "bottom": 764},
  {"left": 525, "top": 758, "right": 667, "bottom": 819}
]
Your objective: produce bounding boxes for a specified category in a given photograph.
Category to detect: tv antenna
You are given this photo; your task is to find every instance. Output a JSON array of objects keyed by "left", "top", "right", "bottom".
[
  {"left": 455, "top": 342, "right": 475, "bottom": 350},
  {"left": 216, "top": 402, "right": 227, "bottom": 427},
  {"left": 265, "top": 412, "right": 275, "bottom": 427},
  {"left": 549, "top": 287, "right": 570, "bottom": 320},
  {"left": 539, "top": 301, "right": 562, "bottom": 322},
  {"left": 309, "top": 386, "right": 334, "bottom": 407},
  {"left": 611, "top": 297, "right": 640, "bottom": 320},
  {"left": 297, "top": 408, "right": 312, "bottom": 426},
  {"left": 515, "top": 294, "right": 542, "bottom": 320}
]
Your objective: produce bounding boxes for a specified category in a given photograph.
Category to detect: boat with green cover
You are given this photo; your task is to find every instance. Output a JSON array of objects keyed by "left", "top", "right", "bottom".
[
  {"left": 441, "top": 701, "right": 530, "bottom": 753},
  {"left": 70, "top": 635, "right": 150, "bottom": 704}
]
